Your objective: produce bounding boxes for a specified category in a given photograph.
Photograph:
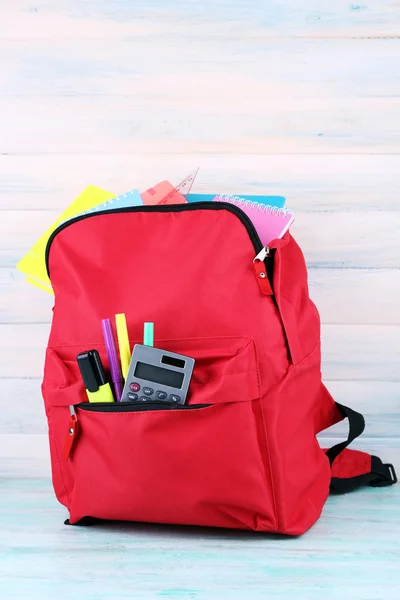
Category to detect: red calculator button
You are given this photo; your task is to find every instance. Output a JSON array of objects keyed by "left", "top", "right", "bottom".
[{"left": 130, "top": 382, "right": 141, "bottom": 392}]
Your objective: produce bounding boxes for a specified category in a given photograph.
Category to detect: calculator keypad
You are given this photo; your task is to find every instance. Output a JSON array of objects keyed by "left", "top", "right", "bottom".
[{"left": 125, "top": 386, "right": 181, "bottom": 403}]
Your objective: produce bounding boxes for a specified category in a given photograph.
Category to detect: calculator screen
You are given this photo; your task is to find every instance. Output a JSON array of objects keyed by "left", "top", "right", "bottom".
[{"left": 134, "top": 361, "right": 184, "bottom": 389}]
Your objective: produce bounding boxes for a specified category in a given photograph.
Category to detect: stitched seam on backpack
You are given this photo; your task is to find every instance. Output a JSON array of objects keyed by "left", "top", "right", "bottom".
[
  {"left": 293, "top": 341, "right": 320, "bottom": 369},
  {"left": 277, "top": 293, "right": 320, "bottom": 367},
  {"left": 47, "top": 335, "right": 254, "bottom": 349},
  {"left": 253, "top": 341, "right": 279, "bottom": 531},
  {"left": 48, "top": 406, "right": 70, "bottom": 508}
]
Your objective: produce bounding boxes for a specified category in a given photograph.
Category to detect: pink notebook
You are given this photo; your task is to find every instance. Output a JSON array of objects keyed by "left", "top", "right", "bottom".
[{"left": 213, "top": 195, "right": 294, "bottom": 246}]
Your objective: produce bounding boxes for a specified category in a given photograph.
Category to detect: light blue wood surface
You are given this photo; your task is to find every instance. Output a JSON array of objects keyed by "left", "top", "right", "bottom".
[
  {"left": 1, "top": 439, "right": 399, "bottom": 600},
  {"left": 1, "top": 1, "right": 399, "bottom": 598}
]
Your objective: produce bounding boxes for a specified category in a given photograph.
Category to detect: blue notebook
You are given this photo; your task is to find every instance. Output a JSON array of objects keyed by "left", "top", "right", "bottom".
[
  {"left": 61, "top": 188, "right": 142, "bottom": 225},
  {"left": 187, "top": 193, "right": 286, "bottom": 209}
]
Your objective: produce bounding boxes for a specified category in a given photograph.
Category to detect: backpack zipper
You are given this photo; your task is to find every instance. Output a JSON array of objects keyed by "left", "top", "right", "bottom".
[
  {"left": 63, "top": 405, "right": 79, "bottom": 460},
  {"left": 76, "top": 401, "right": 211, "bottom": 412},
  {"left": 253, "top": 246, "right": 273, "bottom": 296},
  {"left": 45, "top": 202, "right": 272, "bottom": 283}
]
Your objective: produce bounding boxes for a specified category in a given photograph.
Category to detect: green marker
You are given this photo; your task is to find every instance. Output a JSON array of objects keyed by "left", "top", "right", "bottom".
[{"left": 144, "top": 322, "right": 154, "bottom": 347}]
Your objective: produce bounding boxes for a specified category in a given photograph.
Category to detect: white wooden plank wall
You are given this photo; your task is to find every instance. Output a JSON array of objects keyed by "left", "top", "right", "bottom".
[{"left": 0, "top": 3, "right": 399, "bottom": 455}]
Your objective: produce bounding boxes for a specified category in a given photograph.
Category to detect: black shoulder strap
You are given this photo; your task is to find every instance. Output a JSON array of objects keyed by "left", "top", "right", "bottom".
[{"left": 324, "top": 403, "right": 397, "bottom": 493}]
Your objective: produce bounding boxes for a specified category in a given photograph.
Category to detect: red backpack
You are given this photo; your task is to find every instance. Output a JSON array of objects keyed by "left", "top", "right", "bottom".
[{"left": 42, "top": 202, "right": 396, "bottom": 535}]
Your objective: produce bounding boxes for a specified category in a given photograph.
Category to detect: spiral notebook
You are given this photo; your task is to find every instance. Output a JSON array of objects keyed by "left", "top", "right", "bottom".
[
  {"left": 213, "top": 195, "right": 294, "bottom": 246},
  {"left": 60, "top": 189, "right": 142, "bottom": 226},
  {"left": 188, "top": 193, "right": 286, "bottom": 209}
]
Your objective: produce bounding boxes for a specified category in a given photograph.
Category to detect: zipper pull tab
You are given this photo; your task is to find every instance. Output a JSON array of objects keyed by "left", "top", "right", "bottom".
[
  {"left": 253, "top": 247, "right": 273, "bottom": 295},
  {"left": 63, "top": 406, "right": 79, "bottom": 460}
]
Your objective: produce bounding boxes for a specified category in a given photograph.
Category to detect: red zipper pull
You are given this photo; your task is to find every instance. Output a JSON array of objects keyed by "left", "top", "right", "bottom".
[
  {"left": 253, "top": 247, "right": 273, "bottom": 295},
  {"left": 63, "top": 406, "right": 79, "bottom": 460}
]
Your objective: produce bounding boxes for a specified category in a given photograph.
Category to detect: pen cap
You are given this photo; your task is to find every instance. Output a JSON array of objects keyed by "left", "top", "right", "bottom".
[
  {"left": 77, "top": 350, "right": 107, "bottom": 392},
  {"left": 115, "top": 313, "right": 131, "bottom": 379},
  {"left": 144, "top": 322, "right": 154, "bottom": 347}
]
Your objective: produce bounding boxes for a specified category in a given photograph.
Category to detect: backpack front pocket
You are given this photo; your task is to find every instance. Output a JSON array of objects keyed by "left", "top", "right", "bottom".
[{"left": 44, "top": 337, "right": 277, "bottom": 531}]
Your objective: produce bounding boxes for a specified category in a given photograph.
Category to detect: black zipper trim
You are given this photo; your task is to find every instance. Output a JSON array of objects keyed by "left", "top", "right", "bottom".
[
  {"left": 77, "top": 401, "right": 211, "bottom": 413},
  {"left": 45, "top": 202, "right": 264, "bottom": 278}
]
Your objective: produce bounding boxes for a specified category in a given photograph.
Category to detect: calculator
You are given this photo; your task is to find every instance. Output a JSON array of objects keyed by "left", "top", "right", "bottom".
[{"left": 120, "top": 344, "right": 195, "bottom": 405}]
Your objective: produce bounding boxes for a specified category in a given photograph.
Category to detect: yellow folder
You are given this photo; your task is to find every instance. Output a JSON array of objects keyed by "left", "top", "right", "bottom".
[{"left": 17, "top": 185, "right": 113, "bottom": 294}]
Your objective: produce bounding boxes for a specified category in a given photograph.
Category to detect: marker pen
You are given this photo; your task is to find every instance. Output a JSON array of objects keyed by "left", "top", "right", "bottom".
[
  {"left": 102, "top": 318, "right": 123, "bottom": 401},
  {"left": 76, "top": 350, "right": 115, "bottom": 403},
  {"left": 115, "top": 313, "right": 131, "bottom": 379}
]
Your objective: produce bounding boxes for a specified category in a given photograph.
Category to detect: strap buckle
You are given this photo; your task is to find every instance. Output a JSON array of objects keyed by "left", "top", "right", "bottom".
[{"left": 370, "top": 463, "right": 397, "bottom": 487}]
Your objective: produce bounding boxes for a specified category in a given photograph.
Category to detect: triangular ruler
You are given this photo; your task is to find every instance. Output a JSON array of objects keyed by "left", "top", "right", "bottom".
[
  {"left": 156, "top": 169, "right": 200, "bottom": 205},
  {"left": 158, "top": 168, "right": 199, "bottom": 204},
  {"left": 175, "top": 168, "right": 199, "bottom": 199}
]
